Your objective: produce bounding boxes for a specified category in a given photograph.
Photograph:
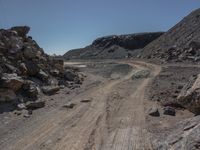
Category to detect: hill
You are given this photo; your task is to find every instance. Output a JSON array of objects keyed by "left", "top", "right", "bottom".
[
  {"left": 63, "top": 32, "right": 164, "bottom": 59},
  {"left": 141, "top": 8, "right": 200, "bottom": 62}
]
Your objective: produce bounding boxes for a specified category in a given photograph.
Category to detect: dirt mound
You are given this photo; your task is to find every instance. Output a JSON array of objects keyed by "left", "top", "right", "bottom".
[
  {"left": 0, "top": 26, "right": 84, "bottom": 113},
  {"left": 63, "top": 32, "right": 164, "bottom": 59},
  {"left": 141, "top": 8, "right": 200, "bottom": 62}
]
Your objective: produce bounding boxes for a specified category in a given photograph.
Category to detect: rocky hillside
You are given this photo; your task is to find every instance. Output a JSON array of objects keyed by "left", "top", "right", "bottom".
[
  {"left": 64, "top": 32, "right": 164, "bottom": 59},
  {"left": 0, "top": 26, "right": 83, "bottom": 114},
  {"left": 140, "top": 8, "right": 200, "bottom": 62}
]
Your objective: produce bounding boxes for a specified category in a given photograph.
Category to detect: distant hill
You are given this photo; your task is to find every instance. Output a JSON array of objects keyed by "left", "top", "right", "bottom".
[
  {"left": 140, "top": 8, "right": 200, "bottom": 62},
  {"left": 63, "top": 32, "right": 164, "bottom": 59}
]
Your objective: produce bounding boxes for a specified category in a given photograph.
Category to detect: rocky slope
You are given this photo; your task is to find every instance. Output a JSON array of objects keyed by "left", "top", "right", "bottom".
[
  {"left": 140, "top": 8, "right": 200, "bottom": 62},
  {"left": 0, "top": 26, "right": 83, "bottom": 114},
  {"left": 64, "top": 32, "right": 164, "bottom": 59}
]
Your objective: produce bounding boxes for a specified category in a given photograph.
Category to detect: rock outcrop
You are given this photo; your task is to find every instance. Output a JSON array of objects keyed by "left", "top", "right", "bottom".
[
  {"left": 153, "top": 115, "right": 200, "bottom": 150},
  {"left": 63, "top": 32, "right": 164, "bottom": 59},
  {"left": 177, "top": 74, "right": 200, "bottom": 114},
  {"left": 141, "top": 8, "right": 200, "bottom": 62},
  {"left": 0, "top": 26, "right": 84, "bottom": 112}
]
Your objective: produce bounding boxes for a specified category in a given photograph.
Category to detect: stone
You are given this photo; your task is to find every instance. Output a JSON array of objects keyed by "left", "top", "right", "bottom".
[
  {"left": 80, "top": 99, "right": 92, "bottom": 103},
  {"left": 148, "top": 106, "right": 160, "bottom": 117},
  {"left": 23, "top": 80, "right": 38, "bottom": 98},
  {"left": 0, "top": 73, "right": 24, "bottom": 91},
  {"left": 62, "top": 103, "right": 76, "bottom": 109},
  {"left": 163, "top": 106, "right": 176, "bottom": 116},
  {"left": 50, "top": 69, "right": 60, "bottom": 76},
  {"left": 64, "top": 70, "right": 79, "bottom": 82},
  {"left": 153, "top": 115, "right": 200, "bottom": 150},
  {"left": 17, "top": 103, "right": 26, "bottom": 110},
  {"left": 11, "top": 26, "right": 30, "bottom": 37},
  {"left": 5, "top": 64, "right": 18, "bottom": 73},
  {"left": 37, "top": 69, "right": 49, "bottom": 81},
  {"left": 132, "top": 70, "right": 150, "bottom": 79},
  {"left": 23, "top": 46, "right": 37, "bottom": 59},
  {"left": 177, "top": 74, "right": 200, "bottom": 114},
  {"left": 19, "top": 63, "right": 27, "bottom": 75},
  {"left": 0, "top": 88, "right": 17, "bottom": 102},
  {"left": 25, "top": 61, "right": 40, "bottom": 76},
  {"left": 26, "top": 101, "right": 45, "bottom": 110},
  {"left": 42, "top": 86, "right": 60, "bottom": 95}
]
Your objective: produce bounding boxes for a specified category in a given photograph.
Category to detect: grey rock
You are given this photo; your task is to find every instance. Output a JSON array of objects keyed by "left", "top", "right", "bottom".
[
  {"left": 0, "top": 88, "right": 17, "bottom": 102},
  {"left": 163, "top": 106, "right": 176, "bottom": 116},
  {"left": 42, "top": 86, "right": 60, "bottom": 95},
  {"left": 148, "top": 106, "right": 160, "bottom": 117},
  {"left": 0, "top": 73, "right": 24, "bottom": 91},
  {"left": 62, "top": 103, "right": 76, "bottom": 109},
  {"left": 17, "top": 103, "right": 26, "bottom": 110},
  {"left": 64, "top": 70, "right": 78, "bottom": 81},
  {"left": 37, "top": 69, "right": 49, "bottom": 81},
  {"left": 132, "top": 70, "right": 150, "bottom": 79},
  {"left": 11, "top": 26, "right": 30, "bottom": 37},
  {"left": 153, "top": 116, "right": 200, "bottom": 150},
  {"left": 23, "top": 80, "right": 38, "bottom": 98},
  {"left": 177, "top": 74, "right": 200, "bottom": 114},
  {"left": 26, "top": 101, "right": 45, "bottom": 110},
  {"left": 25, "top": 61, "right": 40, "bottom": 76}
]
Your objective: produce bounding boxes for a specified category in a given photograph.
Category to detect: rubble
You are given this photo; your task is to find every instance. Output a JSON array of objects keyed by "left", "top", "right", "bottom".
[{"left": 0, "top": 26, "right": 84, "bottom": 113}]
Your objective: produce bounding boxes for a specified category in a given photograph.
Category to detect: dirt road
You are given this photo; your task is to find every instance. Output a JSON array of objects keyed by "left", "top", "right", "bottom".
[{"left": 0, "top": 61, "right": 161, "bottom": 150}]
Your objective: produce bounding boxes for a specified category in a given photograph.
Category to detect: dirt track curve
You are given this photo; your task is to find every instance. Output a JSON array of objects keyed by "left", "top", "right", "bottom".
[{"left": 0, "top": 61, "right": 161, "bottom": 150}]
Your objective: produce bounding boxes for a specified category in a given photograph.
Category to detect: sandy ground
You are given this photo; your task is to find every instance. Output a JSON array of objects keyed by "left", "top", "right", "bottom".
[{"left": 0, "top": 60, "right": 195, "bottom": 150}]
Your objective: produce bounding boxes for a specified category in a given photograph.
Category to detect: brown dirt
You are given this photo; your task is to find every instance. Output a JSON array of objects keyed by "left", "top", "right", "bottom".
[{"left": 0, "top": 60, "right": 197, "bottom": 150}]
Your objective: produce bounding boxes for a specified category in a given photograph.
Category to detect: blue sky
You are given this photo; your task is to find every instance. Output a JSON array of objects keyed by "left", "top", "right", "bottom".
[{"left": 0, "top": 0, "right": 200, "bottom": 55}]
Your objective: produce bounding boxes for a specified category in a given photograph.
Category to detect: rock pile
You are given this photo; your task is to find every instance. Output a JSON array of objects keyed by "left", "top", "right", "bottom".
[
  {"left": 0, "top": 26, "right": 84, "bottom": 111},
  {"left": 141, "top": 8, "right": 200, "bottom": 62}
]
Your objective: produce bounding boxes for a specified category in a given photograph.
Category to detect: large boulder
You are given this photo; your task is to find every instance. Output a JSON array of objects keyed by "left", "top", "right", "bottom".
[
  {"left": 42, "top": 86, "right": 60, "bottom": 95},
  {"left": 26, "top": 101, "right": 45, "bottom": 110},
  {"left": 10, "top": 26, "right": 30, "bottom": 37},
  {"left": 23, "top": 80, "right": 38, "bottom": 98},
  {"left": 23, "top": 46, "right": 37, "bottom": 59},
  {"left": 0, "top": 73, "right": 24, "bottom": 91},
  {"left": 177, "top": 74, "right": 200, "bottom": 114},
  {"left": 25, "top": 61, "right": 40, "bottom": 76},
  {"left": 153, "top": 116, "right": 200, "bottom": 150},
  {"left": 0, "top": 88, "right": 17, "bottom": 102},
  {"left": 37, "top": 69, "right": 49, "bottom": 82}
]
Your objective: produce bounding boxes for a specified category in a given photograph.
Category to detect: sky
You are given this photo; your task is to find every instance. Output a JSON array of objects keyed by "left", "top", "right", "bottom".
[{"left": 0, "top": 0, "right": 200, "bottom": 55}]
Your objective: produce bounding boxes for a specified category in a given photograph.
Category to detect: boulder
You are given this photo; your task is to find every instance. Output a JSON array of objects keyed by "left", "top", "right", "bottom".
[
  {"left": 50, "top": 69, "right": 60, "bottom": 76},
  {"left": 23, "top": 46, "right": 37, "bottom": 59},
  {"left": 5, "top": 64, "right": 18, "bottom": 73},
  {"left": 163, "top": 106, "right": 176, "bottom": 116},
  {"left": 37, "top": 69, "right": 49, "bottom": 81},
  {"left": 17, "top": 103, "right": 26, "bottom": 110},
  {"left": 132, "top": 70, "right": 150, "bottom": 79},
  {"left": 11, "top": 26, "right": 30, "bottom": 37},
  {"left": 23, "top": 80, "right": 38, "bottom": 98},
  {"left": 148, "top": 106, "right": 160, "bottom": 117},
  {"left": 177, "top": 74, "right": 200, "bottom": 114},
  {"left": 0, "top": 73, "right": 24, "bottom": 91},
  {"left": 62, "top": 103, "right": 76, "bottom": 109},
  {"left": 42, "top": 86, "right": 60, "bottom": 95},
  {"left": 19, "top": 63, "right": 28, "bottom": 75},
  {"left": 153, "top": 116, "right": 200, "bottom": 150},
  {"left": 25, "top": 61, "right": 40, "bottom": 76},
  {"left": 64, "top": 70, "right": 79, "bottom": 82},
  {"left": 0, "top": 88, "right": 17, "bottom": 102},
  {"left": 26, "top": 101, "right": 45, "bottom": 110}
]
